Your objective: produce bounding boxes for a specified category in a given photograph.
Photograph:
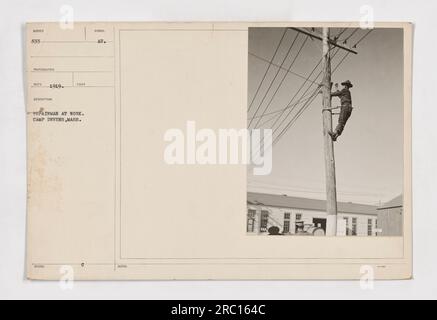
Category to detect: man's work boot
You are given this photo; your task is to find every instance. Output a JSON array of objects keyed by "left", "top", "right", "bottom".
[{"left": 328, "top": 131, "right": 338, "bottom": 142}]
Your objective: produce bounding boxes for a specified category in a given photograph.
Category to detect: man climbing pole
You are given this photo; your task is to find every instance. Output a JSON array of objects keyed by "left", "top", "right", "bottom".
[{"left": 328, "top": 80, "right": 354, "bottom": 141}]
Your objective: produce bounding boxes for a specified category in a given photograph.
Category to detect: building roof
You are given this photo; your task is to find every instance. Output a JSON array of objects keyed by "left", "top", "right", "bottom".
[
  {"left": 377, "top": 195, "right": 403, "bottom": 210},
  {"left": 247, "top": 192, "right": 378, "bottom": 216}
]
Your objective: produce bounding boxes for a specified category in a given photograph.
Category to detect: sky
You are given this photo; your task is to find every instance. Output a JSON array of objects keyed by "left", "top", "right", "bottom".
[{"left": 247, "top": 27, "right": 404, "bottom": 205}]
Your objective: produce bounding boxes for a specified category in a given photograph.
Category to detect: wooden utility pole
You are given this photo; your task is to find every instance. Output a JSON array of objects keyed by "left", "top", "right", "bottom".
[
  {"left": 321, "top": 27, "right": 338, "bottom": 236},
  {"left": 289, "top": 27, "right": 358, "bottom": 236}
]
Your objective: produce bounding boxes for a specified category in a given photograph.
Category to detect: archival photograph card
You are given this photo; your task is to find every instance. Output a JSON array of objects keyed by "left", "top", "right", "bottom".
[{"left": 26, "top": 22, "right": 412, "bottom": 280}]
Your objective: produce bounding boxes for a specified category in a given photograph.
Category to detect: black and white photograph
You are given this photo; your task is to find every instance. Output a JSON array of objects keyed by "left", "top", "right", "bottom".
[
  {"left": 4, "top": 0, "right": 437, "bottom": 301},
  {"left": 247, "top": 27, "right": 404, "bottom": 237}
]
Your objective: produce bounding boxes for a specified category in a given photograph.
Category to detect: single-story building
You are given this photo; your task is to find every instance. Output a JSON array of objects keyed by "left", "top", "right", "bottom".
[
  {"left": 247, "top": 192, "right": 378, "bottom": 236},
  {"left": 376, "top": 195, "right": 403, "bottom": 236}
]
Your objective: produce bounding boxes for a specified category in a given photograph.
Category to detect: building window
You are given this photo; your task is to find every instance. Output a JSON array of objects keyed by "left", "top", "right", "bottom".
[
  {"left": 260, "top": 211, "right": 269, "bottom": 233},
  {"left": 295, "top": 213, "right": 303, "bottom": 233},
  {"left": 283, "top": 213, "right": 291, "bottom": 233},
  {"left": 344, "top": 217, "right": 350, "bottom": 236},
  {"left": 283, "top": 221, "right": 290, "bottom": 233},
  {"left": 247, "top": 210, "right": 256, "bottom": 233},
  {"left": 368, "top": 219, "right": 373, "bottom": 236},
  {"left": 352, "top": 218, "right": 358, "bottom": 236}
]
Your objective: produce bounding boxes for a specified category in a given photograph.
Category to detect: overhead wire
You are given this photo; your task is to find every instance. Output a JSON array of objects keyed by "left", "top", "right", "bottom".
[
  {"left": 249, "top": 52, "right": 322, "bottom": 86},
  {"left": 248, "top": 28, "right": 288, "bottom": 112},
  {"left": 273, "top": 50, "right": 354, "bottom": 145},
  {"left": 252, "top": 35, "right": 310, "bottom": 129},
  {"left": 248, "top": 32, "right": 300, "bottom": 128},
  {"left": 353, "top": 29, "right": 374, "bottom": 48},
  {"left": 272, "top": 29, "right": 374, "bottom": 146},
  {"left": 249, "top": 28, "right": 349, "bottom": 127},
  {"left": 270, "top": 28, "right": 358, "bottom": 139},
  {"left": 250, "top": 28, "right": 371, "bottom": 161}
]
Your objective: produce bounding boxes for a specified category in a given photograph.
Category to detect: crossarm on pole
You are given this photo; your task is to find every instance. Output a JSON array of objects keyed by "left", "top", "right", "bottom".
[{"left": 288, "top": 27, "right": 358, "bottom": 55}]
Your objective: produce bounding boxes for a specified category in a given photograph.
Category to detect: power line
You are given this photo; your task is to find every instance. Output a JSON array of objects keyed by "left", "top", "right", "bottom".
[
  {"left": 248, "top": 91, "right": 316, "bottom": 121},
  {"left": 248, "top": 28, "right": 288, "bottom": 112},
  {"left": 268, "top": 57, "right": 323, "bottom": 132},
  {"left": 256, "top": 111, "right": 283, "bottom": 128},
  {"left": 289, "top": 27, "right": 358, "bottom": 55},
  {"left": 255, "top": 90, "right": 323, "bottom": 128},
  {"left": 249, "top": 52, "right": 322, "bottom": 86},
  {"left": 315, "top": 27, "right": 352, "bottom": 40},
  {"left": 272, "top": 29, "right": 373, "bottom": 145},
  {"left": 252, "top": 36, "right": 309, "bottom": 129},
  {"left": 249, "top": 51, "right": 331, "bottom": 159},
  {"left": 249, "top": 34, "right": 346, "bottom": 160},
  {"left": 335, "top": 28, "right": 348, "bottom": 40},
  {"left": 272, "top": 47, "right": 349, "bottom": 145},
  {"left": 302, "top": 28, "right": 347, "bottom": 51},
  {"left": 255, "top": 96, "right": 315, "bottom": 129},
  {"left": 273, "top": 49, "right": 350, "bottom": 145},
  {"left": 249, "top": 32, "right": 300, "bottom": 128},
  {"left": 353, "top": 29, "right": 374, "bottom": 48},
  {"left": 250, "top": 27, "right": 369, "bottom": 160},
  {"left": 328, "top": 28, "right": 358, "bottom": 53},
  {"left": 342, "top": 28, "right": 359, "bottom": 44},
  {"left": 270, "top": 48, "right": 343, "bottom": 137},
  {"left": 270, "top": 29, "right": 359, "bottom": 140},
  {"left": 249, "top": 29, "right": 357, "bottom": 130},
  {"left": 272, "top": 90, "right": 321, "bottom": 146}
]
